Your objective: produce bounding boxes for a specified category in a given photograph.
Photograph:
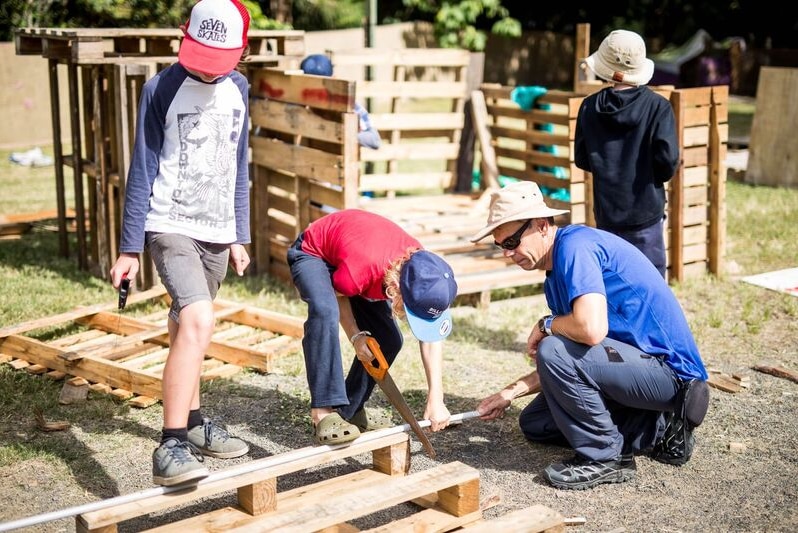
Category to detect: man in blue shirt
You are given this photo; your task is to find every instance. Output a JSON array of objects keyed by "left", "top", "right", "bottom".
[{"left": 471, "top": 181, "right": 709, "bottom": 490}]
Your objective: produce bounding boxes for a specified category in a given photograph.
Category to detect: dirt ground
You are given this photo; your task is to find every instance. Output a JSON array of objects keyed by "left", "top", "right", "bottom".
[{"left": 1, "top": 286, "right": 797, "bottom": 533}]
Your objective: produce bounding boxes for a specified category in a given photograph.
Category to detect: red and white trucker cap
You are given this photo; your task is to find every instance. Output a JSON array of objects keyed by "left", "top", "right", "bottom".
[{"left": 178, "top": 0, "right": 250, "bottom": 76}]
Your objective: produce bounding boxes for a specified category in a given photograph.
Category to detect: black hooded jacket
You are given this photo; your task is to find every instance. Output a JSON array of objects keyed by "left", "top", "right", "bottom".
[{"left": 574, "top": 86, "right": 679, "bottom": 231}]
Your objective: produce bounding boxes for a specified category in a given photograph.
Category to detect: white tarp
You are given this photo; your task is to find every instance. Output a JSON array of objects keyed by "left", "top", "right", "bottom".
[{"left": 741, "top": 267, "right": 798, "bottom": 298}]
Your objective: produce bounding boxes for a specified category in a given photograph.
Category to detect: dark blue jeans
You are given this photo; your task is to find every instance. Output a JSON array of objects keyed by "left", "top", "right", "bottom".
[
  {"left": 601, "top": 218, "right": 667, "bottom": 278},
  {"left": 287, "top": 235, "right": 403, "bottom": 420},
  {"left": 519, "top": 336, "right": 679, "bottom": 461}
]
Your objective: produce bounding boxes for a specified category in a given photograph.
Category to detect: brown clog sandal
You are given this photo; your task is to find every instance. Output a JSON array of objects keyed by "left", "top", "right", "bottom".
[
  {"left": 348, "top": 407, "right": 394, "bottom": 432},
  {"left": 314, "top": 413, "right": 361, "bottom": 445}
]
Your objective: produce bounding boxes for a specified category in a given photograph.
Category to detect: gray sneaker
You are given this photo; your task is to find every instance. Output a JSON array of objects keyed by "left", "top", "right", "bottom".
[
  {"left": 187, "top": 417, "right": 249, "bottom": 459},
  {"left": 152, "top": 438, "right": 209, "bottom": 487}
]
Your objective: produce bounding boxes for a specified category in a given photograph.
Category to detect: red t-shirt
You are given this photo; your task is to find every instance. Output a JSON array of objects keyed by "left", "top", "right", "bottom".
[{"left": 301, "top": 209, "right": 422, "bottom": 300}]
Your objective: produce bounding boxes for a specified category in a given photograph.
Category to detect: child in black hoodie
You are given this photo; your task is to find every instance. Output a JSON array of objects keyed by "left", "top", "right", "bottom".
[{"left": 575, "top": 30, "right": 679, "bottom": 278}]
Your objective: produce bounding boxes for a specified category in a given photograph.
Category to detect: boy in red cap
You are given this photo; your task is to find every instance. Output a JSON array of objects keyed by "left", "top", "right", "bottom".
[{"left": 110, "top": 0, "right": 252, "bottom": 486}]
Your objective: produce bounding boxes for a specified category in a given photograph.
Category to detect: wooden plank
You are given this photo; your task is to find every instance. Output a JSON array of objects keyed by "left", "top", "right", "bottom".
[
  {"left": 747, "top": 68, "right": 798, "bottom": 187},
  {"left": 460, "top": 504, "right": 565, "bottom": 532},
  {"left": 360, "top": 172, "right": 452, "bottom": 193},
  {"left": 250, "top": 99, "right": 347, "bottom": 143},
  {"left": 359, "top": 142, "right": 460, "bottom": 162},
  {"left": 0, "top": 335, "right": 163, "bottom": 399},
  {"left": 226, "top": 462, "right": 480, "bottom": 532},
  {"left": 250, "top": 69, "right": 354, "bottom": 112},
  {"left": 79, "top": 312, "right": 277, "bottom": 372},
  {"left": 357, "top": 80, "right": 467, "bottom": 99},
  {"left": 78, "top": 433, "right": 410, "bottom": 530},
  {"left": 0, "top": 209, "right": 75, "bottom": 225},
  {"left": 0, "top": 287, "right": 167, "bottom": 339},
  {"left": 753, "top": 365, "right": 798, "bottom": 384},
  {"left": 251, "top": 137, "right": 345, "bottom": 185},
  {"left": 708, "top": 373, "right": 742, "bottom": 393},
  {"left": 485, "top": 104, "right": 571, "bottom": 127},
  {"left": 471, "top": 90, "right": 500, "bottom": 189},
  {"left": 668, "top": 90, "right": 686, "bottom": 282},
  {"left": 369, "top": 112, "right": 464, "bottom": 131},
  {"left": 489, "top": 125, "right": 570, "bottom": 147},
  {"left": 214, "top": 299, "right": 305, "bottom": 338},
  {"left": 708, "top": 86, "right": 727, "bottom": 276}
]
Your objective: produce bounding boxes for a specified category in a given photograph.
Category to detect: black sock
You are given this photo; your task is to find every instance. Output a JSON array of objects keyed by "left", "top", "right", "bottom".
[
  {"left": 161, "top": 427, "right": 188, "bottom": 444},
  {"left": 187, "top": 409, "right": 204, "bottom": 430}
]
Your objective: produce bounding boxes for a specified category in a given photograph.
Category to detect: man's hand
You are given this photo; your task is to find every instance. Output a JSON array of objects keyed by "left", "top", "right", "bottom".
[
  {"left": 527, "top": 325, "right": 546, "bottom": 364},
  {"left": 477, "top": 391, "right": 513, "bottom": 420},
  {"left": 229, "top": 244, "right": 250, "bottom": 276}
]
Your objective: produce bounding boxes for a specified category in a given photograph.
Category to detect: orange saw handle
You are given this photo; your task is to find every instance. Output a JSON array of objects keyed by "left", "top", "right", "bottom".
[{"left": 363, "top": 337, "right": 389, "bottom": 381}]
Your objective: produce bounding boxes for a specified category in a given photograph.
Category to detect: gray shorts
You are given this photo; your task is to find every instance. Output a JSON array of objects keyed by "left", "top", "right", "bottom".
[{"left": 146, "top": 232, "right": 229, "bottom": 323}]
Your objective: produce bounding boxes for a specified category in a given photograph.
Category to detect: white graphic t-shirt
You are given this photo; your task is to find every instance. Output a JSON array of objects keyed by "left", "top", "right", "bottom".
[{"left": 119, "top": 63, "right": 250, "bottom": 253}]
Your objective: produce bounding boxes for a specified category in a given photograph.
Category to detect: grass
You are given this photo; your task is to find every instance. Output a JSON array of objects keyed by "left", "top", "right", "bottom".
[{"left": 728, "top": 98, "right": 756, "bottom": 141}]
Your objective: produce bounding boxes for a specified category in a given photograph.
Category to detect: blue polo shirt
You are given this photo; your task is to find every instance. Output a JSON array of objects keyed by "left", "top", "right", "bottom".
[{"left": 544, "top": 224, "right": 707, "bottom": 381}]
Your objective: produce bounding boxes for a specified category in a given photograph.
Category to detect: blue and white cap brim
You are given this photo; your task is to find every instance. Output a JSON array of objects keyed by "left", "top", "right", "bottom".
[{"left": 404, "top": 305, "right": 453, "bottom": 342}]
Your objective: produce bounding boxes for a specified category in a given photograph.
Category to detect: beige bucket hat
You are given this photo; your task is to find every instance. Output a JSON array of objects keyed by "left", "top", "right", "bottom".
[
  {"left": 583, "top": 29, "right": 655, "bottom": 86},
  {"left": 470, "top": 181, "right": 569, "bottom": 242}
]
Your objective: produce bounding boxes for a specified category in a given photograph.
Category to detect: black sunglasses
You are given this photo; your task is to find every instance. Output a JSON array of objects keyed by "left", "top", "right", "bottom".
[{"left": 494, "top": 219, "right": 533, "bottom": 250}]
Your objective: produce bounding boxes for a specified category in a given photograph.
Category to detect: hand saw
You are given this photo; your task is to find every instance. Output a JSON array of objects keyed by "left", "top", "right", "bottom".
[{"left": 363, "top": 337, "right": 436, "bottom": 458}]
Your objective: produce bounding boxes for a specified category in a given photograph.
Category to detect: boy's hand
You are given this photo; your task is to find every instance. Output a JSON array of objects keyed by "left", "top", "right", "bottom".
[
  {"left": 110, "top": 253, "right": 139, "bottom": 289},
  {"left": 229, "top": 244, "right": 250, "bottom": 276}
]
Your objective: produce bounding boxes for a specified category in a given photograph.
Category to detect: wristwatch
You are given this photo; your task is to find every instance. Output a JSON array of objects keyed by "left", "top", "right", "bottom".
[{"left": 538, "top": 315, "right": 556, "bottom": 336}]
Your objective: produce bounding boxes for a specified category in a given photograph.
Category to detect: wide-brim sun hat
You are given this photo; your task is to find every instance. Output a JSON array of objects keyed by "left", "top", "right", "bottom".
[
  {"left": 470, "top": 181, "right": 569, "bottom": 242},
  {"left": 583, "top": 29, "right": 655, "bottom": 86},
  {"left": 178, "top": 0, "right": 251, "bottom": 76},
  {"left": 400, "top": 251, "right": 458, "bottom": 342}
]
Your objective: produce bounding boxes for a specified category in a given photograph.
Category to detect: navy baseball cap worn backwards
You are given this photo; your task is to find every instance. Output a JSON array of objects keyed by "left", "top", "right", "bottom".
[{"left": 400, "top": 251, "right": 457, "bottom": 342}]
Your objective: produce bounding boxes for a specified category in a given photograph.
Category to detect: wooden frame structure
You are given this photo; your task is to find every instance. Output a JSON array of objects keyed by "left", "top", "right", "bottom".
[
  {"left": 0, "top": 287, "right": 304, "bottom": 406},
  {"left": 330, "top": 48, "right": 472, "bottom": 196},
  {"left": 248, "top": 65, "right": 542, "bottom": 300},
  {"left": 477, "top": 83, "right": 727, "bottom": 281},
  {"left": 248, "top": 68, "right": 360, "bottom": 279}
]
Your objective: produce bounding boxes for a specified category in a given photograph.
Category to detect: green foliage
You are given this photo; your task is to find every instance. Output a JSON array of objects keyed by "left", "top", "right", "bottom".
[
  {"left": 403, "top": 0, "right": 520, "bottom": 51},
  {"left": 292, "top": 0, "right": 365, "bottom": 31}
]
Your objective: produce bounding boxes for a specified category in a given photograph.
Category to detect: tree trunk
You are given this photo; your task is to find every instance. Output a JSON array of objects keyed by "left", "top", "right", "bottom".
[{"left": 269, "top": 0, "right": 293, "bottom": 25}]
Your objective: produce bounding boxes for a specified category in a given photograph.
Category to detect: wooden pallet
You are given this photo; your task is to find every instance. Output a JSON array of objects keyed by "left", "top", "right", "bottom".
[
  {"left": 74, "top": 432, "right": 488, "bottom": 533},
  {"left": 0, "top": 208, "right": 75, "bottom": 240},
  {"left": 461, "top": 505, "right": 565, "bottom": 532},
  {"left": 74, "top": 427, "right": 564, "bottom": 532},
  {"left": 0, "top": 287, "right": 303, "bottom": 406}
]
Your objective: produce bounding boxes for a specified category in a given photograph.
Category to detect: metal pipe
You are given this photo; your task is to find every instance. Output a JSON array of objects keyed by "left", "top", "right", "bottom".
[{"left": 0, "top": 411, "right": 481, "bottom": 532}]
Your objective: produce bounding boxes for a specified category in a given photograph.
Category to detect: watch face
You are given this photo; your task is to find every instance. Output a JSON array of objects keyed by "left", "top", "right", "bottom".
[{"left": 538, "top": 318, "right": 546, "bottom": 334}]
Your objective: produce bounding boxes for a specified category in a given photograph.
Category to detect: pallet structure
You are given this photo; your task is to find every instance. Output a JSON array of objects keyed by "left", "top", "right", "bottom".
[
  {"left": 14, "top": 24, "right": 728, "bottom": 299},
  {"left": 248, "top": 64, "right": 538, "bottom": 301},
  {"left": 476, "top": 83, "right": 728, "bottom": 282},
  {"left": 14, "top": 27, "right": 306, "bottom": 287},
  {"left": 330, "top": 48, "right": 472, "bottom": 197},
  {"left": 0, "top": 287, "right": 303, "bottom": 406},
  {"left": 68, "top": 431, "right": 564, "bottom": 532}
]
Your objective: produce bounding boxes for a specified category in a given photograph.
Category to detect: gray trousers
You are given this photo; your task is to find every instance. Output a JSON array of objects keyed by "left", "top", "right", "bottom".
[{"left": 520, "top": 335, "right": 680, "bottom": 461}]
